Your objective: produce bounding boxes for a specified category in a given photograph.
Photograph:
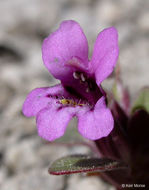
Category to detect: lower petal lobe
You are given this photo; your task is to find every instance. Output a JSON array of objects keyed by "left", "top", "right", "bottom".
[
  {"left": 77, "top": 97, "right": 114, "bottom": 140},
  {"left": 36, "top": 106, "right": 74, "bottom": 141},
  {"left": 22, "top": 84, "right": 70, "bottom": 117}
]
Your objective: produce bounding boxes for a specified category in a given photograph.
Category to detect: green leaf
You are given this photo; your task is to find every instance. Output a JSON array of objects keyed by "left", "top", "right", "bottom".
[
  {"left": 48, "top": 155, "right": 127, "bottom": 175},
  {"left": 132, "top": 87, "right": 149, "bottom": 113}
]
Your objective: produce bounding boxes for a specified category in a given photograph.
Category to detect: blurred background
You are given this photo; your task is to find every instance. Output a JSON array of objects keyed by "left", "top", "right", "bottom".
[{"left": 0, "top": 0, "right": 149, "bottom": 189}]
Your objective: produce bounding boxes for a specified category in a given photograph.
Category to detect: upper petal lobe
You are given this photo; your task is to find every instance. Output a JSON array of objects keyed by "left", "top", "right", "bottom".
[
  {"left": 42, "top": 20, "right": 89, "bottom": 82},
  {"left": 90, "top": 27, "right": 119, "bottom": 85}
]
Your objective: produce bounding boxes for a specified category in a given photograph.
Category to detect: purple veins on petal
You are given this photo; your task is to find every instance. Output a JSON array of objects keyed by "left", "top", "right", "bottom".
[{"left": 22, "top": 84, "right": 70, "bottom": 117}]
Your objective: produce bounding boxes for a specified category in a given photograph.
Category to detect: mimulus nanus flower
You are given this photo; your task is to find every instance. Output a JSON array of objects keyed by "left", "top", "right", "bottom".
[{"left": 23, "top": 20, "right": 119, "bottom": 141}]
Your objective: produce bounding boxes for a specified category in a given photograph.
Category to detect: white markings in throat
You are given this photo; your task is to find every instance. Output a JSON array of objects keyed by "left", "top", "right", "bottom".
[{"left": 73, "top": 71, "right": 92, "bottom": 93}]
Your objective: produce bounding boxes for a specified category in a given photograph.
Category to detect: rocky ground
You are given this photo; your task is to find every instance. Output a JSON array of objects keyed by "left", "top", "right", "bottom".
[{"left": 0, "top": 0, "right": 149, "bottom": 189}]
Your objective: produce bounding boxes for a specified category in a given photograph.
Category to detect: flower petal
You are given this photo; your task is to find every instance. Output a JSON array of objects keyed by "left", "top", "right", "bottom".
[
  {"left": 90, "top": 27, "right": 119, "bottom": 85},
  {"left": 42, "top": 20, "right": 89, "bottom": 82},
  {"left": 22, "top": 84, "right": 70, "bottom": 117},
  {"left": 77, "top": 97, "right": 114, "bottom": 140},
  {"left": 36, "top": 106, "right": 74, "bottom": 141}
]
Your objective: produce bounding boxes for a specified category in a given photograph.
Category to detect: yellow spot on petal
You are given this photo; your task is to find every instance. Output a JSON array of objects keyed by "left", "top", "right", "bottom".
[{"left": 59, "top": 99, "right": 85, "bottom": 107}]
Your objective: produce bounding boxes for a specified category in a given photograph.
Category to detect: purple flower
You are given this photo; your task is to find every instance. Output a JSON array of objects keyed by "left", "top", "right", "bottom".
[{"left": 22, "top": 20, "right": 119, "bottom": 141}]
